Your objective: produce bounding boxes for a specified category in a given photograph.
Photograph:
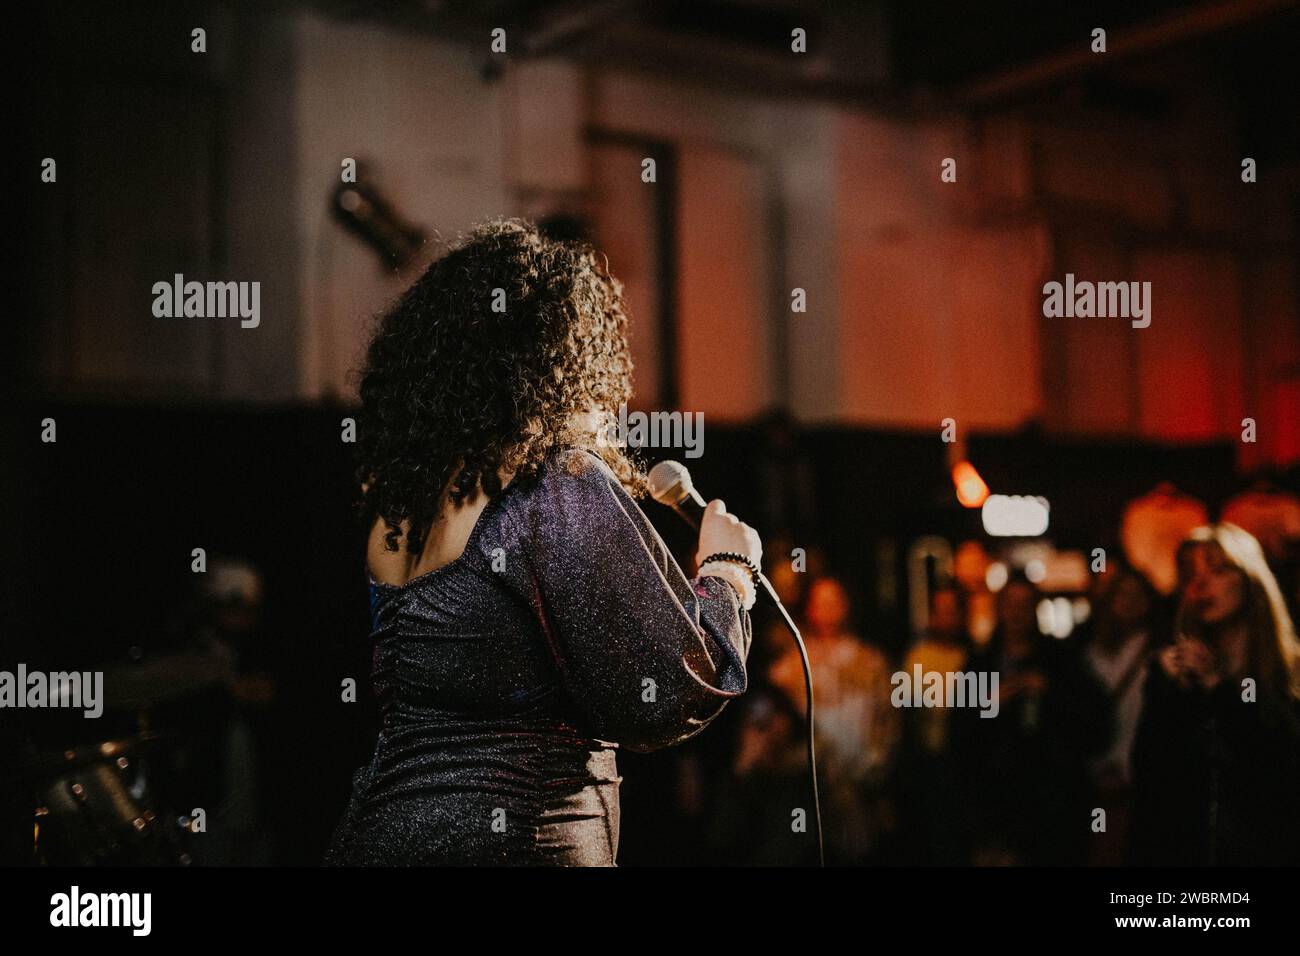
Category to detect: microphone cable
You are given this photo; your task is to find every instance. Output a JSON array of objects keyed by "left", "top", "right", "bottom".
[
  {"left": 756, "top": 570, "right": 825, "bottom": 867},
  {"left": 646, "top": 459, "right": 824, "bottom": 865}
]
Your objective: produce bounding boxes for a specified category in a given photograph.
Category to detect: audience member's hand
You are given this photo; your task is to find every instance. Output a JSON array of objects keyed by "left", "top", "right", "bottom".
[
  {"left": 1159, "top": 639, "right": 1221, "bottom": 690},
  {"left": 1158, "top": 643, "right": 1191, "bottom": 686},
  {"left": 1180, "top": 638, "right": 1222, "bottom": 690}
]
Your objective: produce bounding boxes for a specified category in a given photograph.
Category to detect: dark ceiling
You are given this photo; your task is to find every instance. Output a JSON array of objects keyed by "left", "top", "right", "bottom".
[
  {"left": 294, "top": 0, "right": 1299, "bottom": 156},
  {"left": 305, "top": 0, "right": 1298, "bottom": 100}
]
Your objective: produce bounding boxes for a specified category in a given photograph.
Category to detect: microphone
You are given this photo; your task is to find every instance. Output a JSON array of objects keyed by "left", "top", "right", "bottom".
[
  {"left": 646, "top": 459, "right": 823, "bottom": 864},
  {"left": 647, "top": 460, "right": 708, "bottom": 530}
]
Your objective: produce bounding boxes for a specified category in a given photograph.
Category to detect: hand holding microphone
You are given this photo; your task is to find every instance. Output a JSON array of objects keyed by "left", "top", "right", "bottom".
[
  {"left": 696, "top": 499, "right": 762, "bottom": 570},
  {"left": 646, "top": 458, "right": 824, "bottom": 865},
  {"left": 645, "top": 460, "right": 761, "bottom": 570}
]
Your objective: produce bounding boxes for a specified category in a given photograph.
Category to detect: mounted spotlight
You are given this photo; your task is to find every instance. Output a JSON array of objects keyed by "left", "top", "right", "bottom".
[{"left": 331, "top": 165, "right": 426, "bottom": 270}]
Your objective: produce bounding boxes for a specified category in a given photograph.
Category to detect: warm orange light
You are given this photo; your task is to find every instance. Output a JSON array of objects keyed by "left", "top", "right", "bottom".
[{"left": 952, "top": 460, "right": 990, "bottom": 508}]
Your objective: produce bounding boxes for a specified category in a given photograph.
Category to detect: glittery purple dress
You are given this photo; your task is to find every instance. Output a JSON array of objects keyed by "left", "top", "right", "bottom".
[{"left": 326, "top": 448, "right": 752, "bottom": 865}]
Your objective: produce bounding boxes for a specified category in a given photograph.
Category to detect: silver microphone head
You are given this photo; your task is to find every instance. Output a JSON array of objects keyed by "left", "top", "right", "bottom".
[{"left": 647, "top": 460, "right": 694, "bottom": 506}]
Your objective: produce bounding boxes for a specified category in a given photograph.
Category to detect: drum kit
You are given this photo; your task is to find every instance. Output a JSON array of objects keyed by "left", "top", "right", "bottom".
[{"left": 17, "top": 651, "right": 230, "bottom": 866}]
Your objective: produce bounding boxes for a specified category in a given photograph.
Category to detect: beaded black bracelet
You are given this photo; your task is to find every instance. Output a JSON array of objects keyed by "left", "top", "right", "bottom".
[{"left": 699, "top": 551, "right": 761, "bottom": 588}]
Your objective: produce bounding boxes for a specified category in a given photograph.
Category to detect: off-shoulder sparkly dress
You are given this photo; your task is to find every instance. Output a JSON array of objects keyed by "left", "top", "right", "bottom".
[{"left": 325, "top": 448, "right": 752, "bottom": 865}]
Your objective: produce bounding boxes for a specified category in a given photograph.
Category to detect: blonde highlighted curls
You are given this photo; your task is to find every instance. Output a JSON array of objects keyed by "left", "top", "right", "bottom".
[
  {"left": 1176, "top": 522, "right": 1300, "bottom": 700},
  {"left": 355, "top": 218, "right": 644, "bottom": 555}
]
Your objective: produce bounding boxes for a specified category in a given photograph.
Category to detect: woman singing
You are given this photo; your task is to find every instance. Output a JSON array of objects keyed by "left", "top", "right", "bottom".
[
  {"left": 1130, "top": 523, "right": 1300, "bottom": 865},
  {"left": 326, "top": 218, "right": 761, "bottom": 866}
]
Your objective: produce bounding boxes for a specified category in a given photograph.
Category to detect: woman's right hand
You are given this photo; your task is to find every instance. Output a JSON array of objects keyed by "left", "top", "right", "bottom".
[
  {"left": 1158, "top": 644, "right": 1188, "bottom": 685},
  {"left": 1159, "top": 640, "right": 1220, "bottom": 689},
  {"left": 696, "top": 499, "right": 762, "bottom": 569}
]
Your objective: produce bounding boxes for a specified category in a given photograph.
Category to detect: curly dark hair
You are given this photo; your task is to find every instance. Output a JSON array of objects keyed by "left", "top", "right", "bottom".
[{"left": 355, "top": 217, "right": 644, "bottom": 555}]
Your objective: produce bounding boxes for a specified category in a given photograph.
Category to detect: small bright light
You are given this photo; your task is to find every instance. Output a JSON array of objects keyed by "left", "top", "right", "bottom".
[
  {"left": 1036, "top": 597, "right": 1074, "bottom": 638},
  {"left": 981, "top": 495, "right": 1050, "bottom": 537},
  {"left": 1036, "top": 598, "right": 1054, "bottom": 635},
  {"left": 985, "top": 561, "right": 1009, "bottom": 592},
  {"left": 1051, "top": 597, "right": 1073, "bottom": 638},
  {"left": 952, "top": 461, "right": 990, "bottom": 508},
  {"left": 1025, "top": 559, "right": 1046, "bottom": 583},
  {"left": 1072, "top": 598, "right": 1091, "bottom": 624}
]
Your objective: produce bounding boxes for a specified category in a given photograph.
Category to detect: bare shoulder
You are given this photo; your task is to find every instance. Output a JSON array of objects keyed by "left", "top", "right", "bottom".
[{"left": 365, "top": 515, "right": 411, "bottom": 584}]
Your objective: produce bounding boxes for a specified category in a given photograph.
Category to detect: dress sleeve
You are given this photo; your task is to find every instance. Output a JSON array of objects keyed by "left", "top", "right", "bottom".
[{"left": 485, "top": 449, "right": 752, "bottom": 752}]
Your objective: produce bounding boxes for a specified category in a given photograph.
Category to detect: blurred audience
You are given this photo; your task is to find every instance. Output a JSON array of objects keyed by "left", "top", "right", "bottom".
[
  {"left": 753, "top": 575, "right": 900, "bottom": 864},
  {"left": 898, "top": 584, "right": 972, "bottom": 863},
  {"left": 955, "top": 575, "right": 1111, "bottom": 865},
  {"left": 1080, "top": 563, "right": 1167, "bottom": 864},
  {"left": 171, "top": 557, "right": 279, "bottom": 865}
]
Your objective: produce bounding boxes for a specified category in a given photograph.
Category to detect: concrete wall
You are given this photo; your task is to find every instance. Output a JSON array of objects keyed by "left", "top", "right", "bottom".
[
  {"left": 34, "top": 7, "right": 1300, "bottom": 464},
  {"left": 290, "top": 10, "right": 509, "bottom": 401}
]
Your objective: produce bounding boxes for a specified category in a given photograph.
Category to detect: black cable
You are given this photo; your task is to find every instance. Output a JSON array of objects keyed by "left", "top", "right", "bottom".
[{"left": 757, "top": 571, "right": 824, "bottom": 867}]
